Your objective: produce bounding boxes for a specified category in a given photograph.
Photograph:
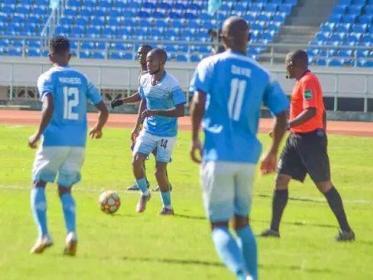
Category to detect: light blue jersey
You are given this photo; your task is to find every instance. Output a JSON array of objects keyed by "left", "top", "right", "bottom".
[
  {"left": 139, "top": 72, "right": 186, "bottom": 137},
  {"left": 37, "top": 66, "right": 102, "bottom": 147},
  {"left": 190, "top": 50, "right": 289, "bottom": 164}
]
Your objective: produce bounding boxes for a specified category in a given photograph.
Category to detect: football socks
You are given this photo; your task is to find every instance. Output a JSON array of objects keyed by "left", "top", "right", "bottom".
[
  {"left": 31, "top": 185, "right": 48, "bottom": 237},
  {"left": 236, "top": 225, "right": 257, "bottom": 280},
  {"left": 270, "top": 189, "right": 288, "bottom": 231},
  {"left": 60, "top": 192, "right": 76, "bottom": 234},
  {"left": 212, "top": 227, "right": 247, "bottom": 279}
]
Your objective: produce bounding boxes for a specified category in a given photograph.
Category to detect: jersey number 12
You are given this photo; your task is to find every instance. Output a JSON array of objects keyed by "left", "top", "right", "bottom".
[
  {"left": 228, "top": 79, "right": 246, "bottom": 121},
  {"left": 63, "top": 87, "right": 79, "bottom": 120}
]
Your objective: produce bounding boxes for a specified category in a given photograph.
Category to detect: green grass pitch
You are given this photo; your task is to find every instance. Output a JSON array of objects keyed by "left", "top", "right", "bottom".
[{"left": 0, "top": 124, "right": 372, "bottom": 279}]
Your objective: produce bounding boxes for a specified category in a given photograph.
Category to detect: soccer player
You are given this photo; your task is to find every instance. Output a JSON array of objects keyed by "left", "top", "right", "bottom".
[
  {"left": 29, "top": 36, "right": 108, "bottom": 255},
  {"left": 260, "top": 50, "right": 355, "bottom": 241},
  {"left": 190, "top": 17, "right": 289, "bottom": 280},
  {"left": 111, "top": 45, "right": 153, "bottom": 191},
  {"left": 117, "top": 48, "right": 186, "bottom": 214}
]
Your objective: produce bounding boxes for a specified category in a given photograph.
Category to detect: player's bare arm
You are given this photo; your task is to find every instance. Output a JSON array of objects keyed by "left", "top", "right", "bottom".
[
  {"left": 189, "top": 91, "right": 206, "bottom": 163},
  {"left": 111, "top": 92, "right": 142, "bottom": 108},
  {"left": 28, "top": 93, "right": 54, "bottom": 149},
  {"left": 260, "top": 110, "right": 288, "bottom": 174},
  {"left": 89, "top": 101, "right": 109, "bottom": 139},
  {"left": 288, "top": 107, "right": 316, "bottom": 129},
  {"left": 142, "top": 103, "right": 185, "bottom": 118},
  {"left": 131, "top": 99, "right": 146, "bottom": 143}
]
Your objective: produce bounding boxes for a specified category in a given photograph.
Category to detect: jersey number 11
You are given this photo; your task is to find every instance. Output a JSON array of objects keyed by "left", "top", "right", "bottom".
[{"left": 228, "top": 78, "right": 247, "bottom": 121}]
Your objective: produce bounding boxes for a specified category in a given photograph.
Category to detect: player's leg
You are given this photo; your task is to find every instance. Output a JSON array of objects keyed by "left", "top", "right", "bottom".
[
  {"left": 155, "top": 136, "right": 176, "bottom": 214},
  {"left": 202, "top": 161, "right": 248, "bottom": 280},
  {"left": 132, "top": 131, "right": 156, "bottom": 212},
  {"left": 30, "top": 147, "right": 64, "bottom": 253},
  {"left": 152, "top": 147, "right": 172, "bottom": 192},
  {"left": 262, "top": 135, "right": 306, "bottom": 237},
  {"left": 154, "top": 162, "right": 173, "bottom": 214},
  {"left": 58, "top": 185, "right": 77, "bottom": 256},
  {"left": 128, "top": 141, "right": 148, "bottom": 191},
  {"left": 30, "top": 180, "right": 53, "bottom": 254},
  {"left": 57, "top": 147, "right": 85, "bottom": 255},
  {"left": 233, "top": 164, "right": 257, "bottom": 280},
  {"left": 301, "top": 131, "right": 354, "bottom": 241}
]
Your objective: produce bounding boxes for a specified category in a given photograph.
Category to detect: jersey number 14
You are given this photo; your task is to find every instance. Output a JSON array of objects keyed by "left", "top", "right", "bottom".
[
  {"left": 228, "top": 79, "right": 247, "bottom": 121},
  {"left": 63, "top": 87, "right": 79, "bottom": 120}
]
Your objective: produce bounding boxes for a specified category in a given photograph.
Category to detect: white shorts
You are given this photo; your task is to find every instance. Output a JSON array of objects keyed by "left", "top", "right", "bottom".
[
  {"left": 201, "top": 161, "right": 256, "bottom": 223},
  {"left": 32, "top": 146, "right": 85, "bottom": 187},
  {"left": 133, "top": 130, "right": 176, "bottom": 163}
]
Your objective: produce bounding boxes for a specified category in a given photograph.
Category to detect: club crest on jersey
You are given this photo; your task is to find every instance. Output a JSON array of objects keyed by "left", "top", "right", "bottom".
[{"left": 304, "top": 89, "right": 312, "bottom": 100}]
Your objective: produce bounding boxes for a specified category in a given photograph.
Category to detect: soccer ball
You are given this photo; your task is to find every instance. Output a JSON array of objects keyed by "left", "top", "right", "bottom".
[{"left": 99, "top": 190, "right": 121, "bottom": 214}]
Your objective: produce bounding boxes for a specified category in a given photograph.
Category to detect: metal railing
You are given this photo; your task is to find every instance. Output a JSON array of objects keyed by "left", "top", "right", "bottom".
[{"left": 0, "top": 59, "right": 372, "bottom": 112}]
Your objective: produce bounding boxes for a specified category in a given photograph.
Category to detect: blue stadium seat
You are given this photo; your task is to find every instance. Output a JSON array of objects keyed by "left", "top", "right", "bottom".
[
  {"left": 357, "top": 59, "right": 373, "bottom": 67},
  {"left": 341, "top": 14, "right": 357, "bottom": 23},
  {"left": 27, "top": 48, "right": 41, "bottom": 57},
  {"left": 333, "top": 5, "right": 346, "bottom": 14},
  {"left": 351, "top": 23, "right": 367, "bottom": 33},
  {"left": 175, "top": 54, "right": 188, "bottom": 62},
  {"left": 357, "top": 15, "right": 372, "bottom": 24},
  {"left": 346, "top": 5, "right": 362, "bottom": 15}
]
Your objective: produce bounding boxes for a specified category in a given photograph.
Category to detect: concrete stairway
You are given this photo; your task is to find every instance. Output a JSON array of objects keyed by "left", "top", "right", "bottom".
[{"left": 259, "top": 0, "right": 339, "bottom": 63}]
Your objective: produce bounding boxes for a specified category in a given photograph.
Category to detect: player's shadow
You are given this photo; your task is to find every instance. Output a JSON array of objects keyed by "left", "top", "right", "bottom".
[
  {"left": 174, "top": 213, "right": 206, "bottom": 220},
  {"left": 257, "top": 193, "right": 326, "bottom": 204},
  {"left": 260, "top": 264, "right": 337, "bottom": 274},
  {"left": 122, "top": 256, "right": 223, "bottom": 267},
  {"left": 254, "top": 218, "right": 335, "bottom": 229}
]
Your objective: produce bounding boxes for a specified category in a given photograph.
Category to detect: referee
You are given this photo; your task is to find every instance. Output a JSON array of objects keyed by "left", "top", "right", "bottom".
[{"left": 261, "top": 50, "right": 355, "bottom": 241}]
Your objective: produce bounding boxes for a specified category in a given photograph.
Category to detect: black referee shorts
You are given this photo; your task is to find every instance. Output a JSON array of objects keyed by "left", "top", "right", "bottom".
[{"left": 278, "top": 129, "right": 330, "bottom": 183}]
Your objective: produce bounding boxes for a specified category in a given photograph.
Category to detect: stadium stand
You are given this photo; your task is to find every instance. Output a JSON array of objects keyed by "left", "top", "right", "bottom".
[
  {"left": 0, "top": 0, "right": 371, "bottom": 67},
  {"left": 308, "top": 0, "right": 373, "bottom": 67},
  {"left": 0, "top": 0, "right": 51, "bottom": 57},
  {"left": 0, "top": 0, "right": 297, "bottom": 62}
]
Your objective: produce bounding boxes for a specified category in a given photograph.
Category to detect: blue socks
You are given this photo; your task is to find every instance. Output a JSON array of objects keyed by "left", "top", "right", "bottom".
[
  {"left": 236, "top": 225, "right": 258, "bottom": 280},
  {"left": 160, "top": 191, "right": 171, "bottom": 209},
  {"left": 136, "top": 178, "right": 149, "bottom": 195},
  {"left": 60, "top": 193, "right": 76, "bottom": 234},
  {"left": 212, "top": 227, "right": 247, "bottom": 279},
  {"left": 30, "top": 187, "right": 48, "bottom": 237}
]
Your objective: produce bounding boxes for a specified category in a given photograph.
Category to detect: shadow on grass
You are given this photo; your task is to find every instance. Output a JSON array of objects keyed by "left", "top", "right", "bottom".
[
  {"left": 174, "top": 213, "right": 206, "bottom": 220},
  {"left": 121, "top": 257, "right": 337, "bottom": 274},
  {"left": 254, "top": 218, "right": 335, "bottom": 229},
  {"left": 122, "top": 256, "right": 223, "bottom": 267},
  {"left": 260, "top": 264, "right": 337, "bottom": 274},
  {"left": 257, "top": 193, "right": 325, "bottom": 204}
]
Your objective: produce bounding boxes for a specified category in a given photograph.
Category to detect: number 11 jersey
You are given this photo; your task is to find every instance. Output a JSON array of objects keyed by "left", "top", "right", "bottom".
[{"left": 190, "top": 50, "right": 289, "bottom": 164}]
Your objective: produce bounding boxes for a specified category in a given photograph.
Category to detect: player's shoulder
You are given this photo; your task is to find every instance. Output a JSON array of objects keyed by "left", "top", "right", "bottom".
[
  {"left": 164, "top": 72, "right": 181, "bottom": 87},
  {"left": 301, "top": 70, "right": 319, "bottom": 85}
]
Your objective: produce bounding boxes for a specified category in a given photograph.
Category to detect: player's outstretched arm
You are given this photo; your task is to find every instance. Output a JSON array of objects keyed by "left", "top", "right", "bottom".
[
  {"left": 141, "top": 103, "right": 185, "bottom": 118},
  {"left": 189, "top": 91, "right": 206, "bottom": 164},
  {"left": 89, "top": 101, "right": 109, "bottom": 139},
  {"left": 111, "top": 92, "right": 142, "bottom": 109},
  {"left": 28, "top": 94, "right": 54, "bottom": 149},
  {"left": 260, "top": 110, "right": 288, "bottom": 174}
]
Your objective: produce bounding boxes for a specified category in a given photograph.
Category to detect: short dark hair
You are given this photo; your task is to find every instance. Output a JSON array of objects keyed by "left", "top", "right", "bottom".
[
  {"left": 49, "top": 36, "right": 70, "bottom": 54},
  {"left": 149, "top": 48, "right": 167, "bottom": 63},
  {"left": 140, "top": 44, "right": 152, "bottom": 51}
]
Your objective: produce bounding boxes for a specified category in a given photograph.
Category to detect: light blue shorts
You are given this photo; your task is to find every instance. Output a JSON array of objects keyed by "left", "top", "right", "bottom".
[
  {"left": 32, "top": 147, "right": 85, "bottom": 187},
  {"left": 200, "top": 161, "right": 256, "bottom": 223},
  {"left": 133, "top": 130, "right": 176, "bottom": 163}
]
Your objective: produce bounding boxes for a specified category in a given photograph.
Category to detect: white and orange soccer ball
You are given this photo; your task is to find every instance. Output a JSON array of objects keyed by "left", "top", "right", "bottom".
[{"left": 99, "top": 191, "right": 121, "bottom": 214}]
